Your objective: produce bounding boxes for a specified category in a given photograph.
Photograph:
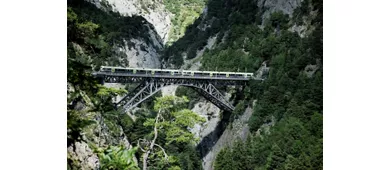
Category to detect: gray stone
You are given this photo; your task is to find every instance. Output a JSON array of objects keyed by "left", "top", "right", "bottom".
[
  {"left": 90, "top": 0, "right": 172, "bottom": 44},
  {"left": 258, "top": 0, "right": 301, "bottom": 20}
]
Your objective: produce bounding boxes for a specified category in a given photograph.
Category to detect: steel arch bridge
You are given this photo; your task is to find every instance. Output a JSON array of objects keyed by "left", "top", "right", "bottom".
[{"left": 93, "top": 67, "right": 261, "bottom": 113}]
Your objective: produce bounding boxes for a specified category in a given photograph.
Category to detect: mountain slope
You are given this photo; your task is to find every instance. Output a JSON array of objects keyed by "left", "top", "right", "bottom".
[{"left": 162, "top": 0, "right": 323, "bottom": 169}]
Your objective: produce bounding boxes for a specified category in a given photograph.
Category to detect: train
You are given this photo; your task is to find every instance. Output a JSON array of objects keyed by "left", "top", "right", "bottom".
[{"left": 99, "top": 66, "right": 254, "bottom": 79}]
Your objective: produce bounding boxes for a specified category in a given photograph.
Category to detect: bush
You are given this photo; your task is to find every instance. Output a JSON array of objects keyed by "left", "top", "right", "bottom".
[
  {"left": 175, "top": 86, "right": 202, "bottom": 109},
  {"left": 232, "top": 100, "right": 247, "bottom": 118}
]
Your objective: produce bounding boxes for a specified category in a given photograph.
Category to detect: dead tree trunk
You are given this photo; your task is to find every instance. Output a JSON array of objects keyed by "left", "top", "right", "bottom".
[{"left": 142, "top": 111, "right": 160, "bottom": 170}]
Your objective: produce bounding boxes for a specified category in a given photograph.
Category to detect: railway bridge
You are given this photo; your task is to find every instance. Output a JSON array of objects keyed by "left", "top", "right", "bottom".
[{"left": 93, "top": 66, "right": 262, "bottom": 113}]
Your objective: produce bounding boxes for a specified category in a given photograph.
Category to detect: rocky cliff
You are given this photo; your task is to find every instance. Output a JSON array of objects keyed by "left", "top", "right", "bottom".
[
  {"left": 67, "top": 1, "right": 166, "bottom": 168},
  {"left": 90, "top": 0, "right": 171, "bottom": 44},
  {"left": 88, "top": 0, "right": 168, "bottom": 69},
  {"left": 67, "top": 84, "right": 133, "bottom": 170}
]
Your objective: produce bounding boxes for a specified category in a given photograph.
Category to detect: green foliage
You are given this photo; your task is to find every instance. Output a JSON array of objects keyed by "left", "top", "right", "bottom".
[
  {"left": 197, "top": 0, "right": 323, "bottom": 169},
  {"left": 140, "top": 96, "right": 206, "bottom": 169},
  {"left": 267, "top": 11, "right": 290, "bottom": 31},
  {"left": 165, "top": 0, "right": 207, "bottom": 45},
  {"left": 177, "top": 145, "right": 203, "bottom": 170},
  {"left": 265, "top": 144, "right": 285, "bottom": 170},
  {"left": 96, "top": 85, "right": 127, "bottom": 98},
  {"left": 76, "top": 21, "right": 99, "bottom": 37},
  {"left": 175, "top": 86, "right": 201, "bottom": 109},
  {"left": 68, "top": 0, "right": 162, "bottom": 71},
  {"left": 67, "top": 2, "right": 152, "bottom": 169},
  {"left": 163, "top": 0, "right": 259, "bottom": 67},
  {"left": 96, "top": 146, "right": 140, "bottom": 170},
  {"left": 215, "top": 117, "right": 322, "bottom": 170},
  {"left": 147, "top": 96, "right": 206, "bottom": 144},
  {"left": 67, "top": 110, "right": 95, "bottom": 144},
  {"left": 213, "top": 148, "right": 232, "bottom": 170},
  {"left": 231, "top": 100, "right": 247, "bottom": 118}
]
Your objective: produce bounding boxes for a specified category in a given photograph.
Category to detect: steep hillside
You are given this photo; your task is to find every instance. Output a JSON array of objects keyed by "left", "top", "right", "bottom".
[
  {"left": 163, "top": 0, "right": 323, "bottom": 169},
  {"left": 67, "top": 0, "right": 165, "bottom": 168},
  {"left": 67, "top": 0, "right": 207, "bottom": 169}
]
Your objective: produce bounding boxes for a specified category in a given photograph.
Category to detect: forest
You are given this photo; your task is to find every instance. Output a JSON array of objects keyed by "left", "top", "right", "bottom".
[{"left": 164, "top": 0, "right": 323, "bottom": 169}]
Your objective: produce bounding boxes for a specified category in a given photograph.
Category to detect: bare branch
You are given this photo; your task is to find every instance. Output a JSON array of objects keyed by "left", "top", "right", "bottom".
[
  {"left": 154, "top": 143, "right": 168, "bottom": 161},
  {"left": 142, "top": 109, "right": 162, "bottom": 170},
  {"left": 137, "top": 139, "right": 147, "bottom": 152}
]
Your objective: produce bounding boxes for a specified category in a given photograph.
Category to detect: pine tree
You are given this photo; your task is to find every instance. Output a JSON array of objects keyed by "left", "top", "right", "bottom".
[
  {"left": 214, "top": 148, "right": 229, "bottom": 170},
  {"left": 265, "top": 144, "right": 285, "bottom": 170},
  {"left": 283, "top": 155, "right": 298, "bottom": 170}
]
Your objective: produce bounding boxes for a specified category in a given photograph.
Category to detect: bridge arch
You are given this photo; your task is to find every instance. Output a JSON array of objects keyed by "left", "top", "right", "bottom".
[{"left": 116, "top": 80, "right": 235, "bottom": 113}]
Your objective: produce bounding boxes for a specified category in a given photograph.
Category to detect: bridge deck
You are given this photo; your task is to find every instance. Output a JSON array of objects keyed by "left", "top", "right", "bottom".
[{"left": 93, "top": 72, "right": 261, "bottom": 81}]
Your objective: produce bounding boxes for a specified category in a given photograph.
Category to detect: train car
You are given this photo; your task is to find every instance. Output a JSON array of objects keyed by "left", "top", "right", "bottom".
[{"left": 99, "top": 66, "right": 254, "bottom": 79}]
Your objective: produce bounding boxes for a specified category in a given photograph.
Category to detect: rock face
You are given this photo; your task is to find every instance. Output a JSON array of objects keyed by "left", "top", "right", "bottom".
[
  {"left": 117, "top": 38, "right": 162, "bottom": 68},
  {"left": 255, "top": 61, "right": 270, "bottom": 80},
  {"left": 202, "top": 106, "right": 254, "bottom": 170},
  {"left": 181, "top": 35, "right": 218, "bottom": 70},
  {"left": 190, "top": 101, "right": 221, "bottom": 139},
  {"left": 67, "top": 113, "right": 132, "bottom": 170},
  {"left": 257, "top": 0, "right": 301, "bottom": 20},
  {"left": 68, "top": 142, "right": 100, "bottom": 169},
  {"left": 161, "top": 85, "right": 178, "bottom": 96},
  {"left": 68, "top": 1, "right": 167, "bottom": 168},
  {"left": 67, "top": 85, "right": 132, "bottom": 170},
  {"left": 89, "top": 0, "right": 169, "bottom": 69},
  {"left": 290, "top": 24, "right": 308, "bottom": 37},
  {"left": 90, "top": 0, "right": 172, "bottom": 44},
  {"left": 304, "top": 59, "right": 321, "bottom": 78}
]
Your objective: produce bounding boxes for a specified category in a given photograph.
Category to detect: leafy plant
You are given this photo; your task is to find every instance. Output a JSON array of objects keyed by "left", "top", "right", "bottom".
[{"left": 96, "top": 146, "right": 140, "bottom": 170}]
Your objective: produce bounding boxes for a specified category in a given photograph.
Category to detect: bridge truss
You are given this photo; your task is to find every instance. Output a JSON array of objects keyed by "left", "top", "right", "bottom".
[{"left": 95, "top": 72, "right": 250, "bottom": 113}]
